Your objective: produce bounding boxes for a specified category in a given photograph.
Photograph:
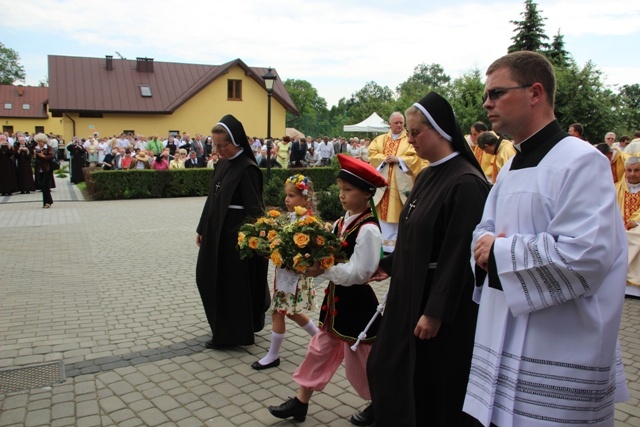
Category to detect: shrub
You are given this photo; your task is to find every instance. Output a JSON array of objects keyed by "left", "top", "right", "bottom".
[
  {"left": 84, "top": 166, "right": 339, "bottom": 202},
  {"left": 263, "top": 175, "right": 286, "bottom": 209},
  {"left": 316, "top": 184, "right": 344, "bottom": 221}
]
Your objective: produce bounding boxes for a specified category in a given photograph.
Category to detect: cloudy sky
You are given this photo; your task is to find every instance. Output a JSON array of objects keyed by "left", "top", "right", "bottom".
[{"left": 3, "top": 0, "right": 639, "bottom": 106}]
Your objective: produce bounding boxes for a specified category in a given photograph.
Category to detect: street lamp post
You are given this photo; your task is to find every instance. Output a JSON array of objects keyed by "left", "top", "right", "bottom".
[{"left": 262, "top": 67, "right": 277, "bottom": 182}]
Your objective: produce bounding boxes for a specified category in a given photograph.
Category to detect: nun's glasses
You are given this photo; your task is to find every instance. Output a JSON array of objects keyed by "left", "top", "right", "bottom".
[{"left": 482, "top": 84, "right": 532, "bottom": 103}]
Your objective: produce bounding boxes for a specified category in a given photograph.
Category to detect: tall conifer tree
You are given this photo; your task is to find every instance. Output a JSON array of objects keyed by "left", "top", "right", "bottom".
[{"left": 508, "top": 0, "right": 550, "bottom": 53}]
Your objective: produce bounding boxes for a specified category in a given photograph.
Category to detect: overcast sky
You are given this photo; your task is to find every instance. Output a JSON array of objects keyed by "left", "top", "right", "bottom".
[{"left": 3, "top": 0, "right": 639, "bottom": 107}]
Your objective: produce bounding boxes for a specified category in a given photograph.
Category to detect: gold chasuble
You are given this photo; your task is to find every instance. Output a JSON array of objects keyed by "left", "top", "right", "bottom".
[
  {"left": 615, "top": 179, "right": 640, "bottom": 224},
  {"left": 490, "top": 140, "right": 517, "bottom": 184},
  {"left": 466, "top": 135, "right": 495, "bottom": 180},
  {"left": 615, "top": 179, "right": 640, "bottom": 290},
  {"left": 369, "top": 131, "right": 423, "bottom": 223},
  {"left": 611, "top": 149, "right": 629, "bottom": 183}
]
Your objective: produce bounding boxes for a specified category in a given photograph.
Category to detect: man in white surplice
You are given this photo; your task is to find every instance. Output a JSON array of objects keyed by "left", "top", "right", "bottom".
[{"left": 465, "top": 51, "right": 628, "bottom": 427}]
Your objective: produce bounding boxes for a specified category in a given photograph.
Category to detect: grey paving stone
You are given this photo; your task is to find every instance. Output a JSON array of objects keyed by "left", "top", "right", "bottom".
[
  {"left": 137, "top": 407, "right": 170, "bottom": 426},
  {"left": 76, "top": 415, "right": 102, "bottom": 427},
  {"left": 24, "top": 408, "right": 50, "bottom": 426},
  {"left": 51, "top": 401, "right": 75, "bottom": 419},
  {"left": 98, "top": 395, "right": 126, "bottom": 413},
  {"left": 76, "top": 400, "right": 100, "bottom": 418},
  {"left": 0, "top": 407, "right": 26, "bottom": 425}
]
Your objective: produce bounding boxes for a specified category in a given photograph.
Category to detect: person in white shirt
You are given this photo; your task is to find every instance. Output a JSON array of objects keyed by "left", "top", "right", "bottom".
[{"left": 316, "top": 136, "right": 334, "bottom": 166}]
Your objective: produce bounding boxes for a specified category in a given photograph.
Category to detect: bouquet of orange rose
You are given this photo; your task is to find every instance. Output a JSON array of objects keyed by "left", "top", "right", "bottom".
[
  {"left": 237, "top": 209, "right": 283, "bottom": 259},
  {"left": 269, "top": 211, "right": 344, "bottom": 274}
]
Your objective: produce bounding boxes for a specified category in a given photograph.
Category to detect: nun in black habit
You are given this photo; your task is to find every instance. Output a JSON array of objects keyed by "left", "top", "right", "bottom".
[
  {"left": 367, "top": 92, "right": 490, "bottom": 426},
  {"left": 195, "top": 115, "right": 269, "bottom": 349}
]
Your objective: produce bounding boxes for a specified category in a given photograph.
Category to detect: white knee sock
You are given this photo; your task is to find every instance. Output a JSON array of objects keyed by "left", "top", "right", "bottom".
[
  {"left": 302, "top": 319, "right": 318, "bottom": 337},
  {"left": 259, "top": 332, "right": 285, "bottom": 365}
]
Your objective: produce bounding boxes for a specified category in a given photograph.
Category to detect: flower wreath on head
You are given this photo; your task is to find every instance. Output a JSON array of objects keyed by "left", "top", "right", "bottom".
[{"left": 286, "top": 174, "right": 310, "bottom": 198}]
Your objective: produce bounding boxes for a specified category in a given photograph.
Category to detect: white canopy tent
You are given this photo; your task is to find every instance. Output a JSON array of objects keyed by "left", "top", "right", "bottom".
[{"left": 343, "top": 112, "right": 390, "bottom": 133}]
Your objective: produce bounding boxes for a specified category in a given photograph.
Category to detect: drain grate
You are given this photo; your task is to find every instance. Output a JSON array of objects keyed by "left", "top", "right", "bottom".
[{"left": 0, "top": 361, "right": 66, "bottom": 394}]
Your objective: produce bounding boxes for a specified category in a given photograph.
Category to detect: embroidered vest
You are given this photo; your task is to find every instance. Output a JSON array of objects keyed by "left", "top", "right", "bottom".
[{"left": 318, "top": 209, "right": 381, "bottom": 344}]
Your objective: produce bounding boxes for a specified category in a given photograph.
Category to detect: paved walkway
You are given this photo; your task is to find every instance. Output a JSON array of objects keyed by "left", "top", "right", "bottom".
[{"left": 0, "top": 175, "right": 639, "bottom": 426}]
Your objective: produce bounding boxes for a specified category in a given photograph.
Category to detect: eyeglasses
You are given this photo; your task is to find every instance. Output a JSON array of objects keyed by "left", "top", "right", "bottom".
[
  {"left": 214, "top": 142, "right": 232, "bottom": 151},
  {"left": 482, "top": 84, "right": 533, "bottom": 103},
  {"left": 409, "top": 128, "right": 426, "bottom": 138}
]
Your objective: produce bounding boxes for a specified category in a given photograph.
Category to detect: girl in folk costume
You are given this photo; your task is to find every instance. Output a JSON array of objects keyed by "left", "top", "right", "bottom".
[
  {"left": 251, "top": 175, "right": 319, "bottom": 370},
  {"left": 269, "top": 154, "right": 387, "bottom": 426}
]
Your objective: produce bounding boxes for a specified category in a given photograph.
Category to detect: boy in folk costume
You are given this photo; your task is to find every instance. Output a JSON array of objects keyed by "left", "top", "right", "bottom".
[{"left": 268, "top": 154, "right": 387, "bottom": 426}]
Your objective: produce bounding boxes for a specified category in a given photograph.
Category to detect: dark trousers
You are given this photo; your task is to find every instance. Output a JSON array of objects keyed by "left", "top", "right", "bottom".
[{"left": 39, "top": 171, "right": 53, "bottom": 206}]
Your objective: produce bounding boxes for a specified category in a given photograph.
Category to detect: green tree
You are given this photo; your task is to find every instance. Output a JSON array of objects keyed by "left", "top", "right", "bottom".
[
  {"left": 343, "top": 81, "right": 395, "bottom": 126},
  {"left": 395, "top": 63, "right": 451, "bottom": 112},
  {"left": 616, "top": 84, "right": 640, "bottom": 134},
  {"left": 0, "top": 42, "right": 26, "bottom": 84},
  {"left": 546, "top": 29, "right": 571, "bottom": 68},
  {"left": 508, "top": 0, "right": 550, "bottom": 53},
  {"left": 283, "top": 78, "right": 328, "bottom": 136},
  {"left": 443, "top": 69, "right": 487, "bottom": 133},
  {"left": 554, "top": 61, "right": 620, "bottom": 142}
]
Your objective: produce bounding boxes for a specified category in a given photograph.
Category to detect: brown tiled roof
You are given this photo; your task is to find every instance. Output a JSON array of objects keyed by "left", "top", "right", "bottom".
[
  {"left": 0, "top": 85, "right": 49, "bottom": 118},
  {"left": 48, "top": 55, "right": 299, "bottom": 115}
]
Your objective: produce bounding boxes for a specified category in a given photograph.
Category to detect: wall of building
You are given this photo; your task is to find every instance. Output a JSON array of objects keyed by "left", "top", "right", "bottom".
[
  {"left": 1, "top": 116, "right": 64, "bottom": 138},
  {"left": 57, "top": 65, "right": 288, "bottom": 141}
]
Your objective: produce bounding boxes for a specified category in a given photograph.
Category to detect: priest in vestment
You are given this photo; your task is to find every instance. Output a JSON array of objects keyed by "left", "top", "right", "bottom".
[
  {"left": 614, "top": 156, "right": 640, "bottom": 297},
  {"left": 368, "top": 112, "right": 424, "bottom": 253},
  {"left": 476, "top": 132, "right": 516, "bottom": 184},
  {"left": 467, "top": 51, "right": 628, "bottom": 427},
  {"left": 367, "top": 93, "right": 490, "bottom": 427},
  {"left": 195, "top": 115, "right": 269, "bottom": 349},
  {"left": 597, "top": 142, "right": 630, "bottom": 183},
  {"left": 468, "top": 122, "right": 496, "bottom": 181}
]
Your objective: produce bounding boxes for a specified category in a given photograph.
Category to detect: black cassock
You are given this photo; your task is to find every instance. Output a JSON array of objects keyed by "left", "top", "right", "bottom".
[
  {"left": 16, "top": 150, "right": 35, "bottom": 192},
  {"left": 195, "top": 155, "right": 269, "bottom": 347},
  {"left": 368, "top": 155, "right": 490, "bottom": 427},
  {"left": 67, "top": 143, "right": 86, "bottom": 184},
  {"left": 0, "top": 146, "right": 17, "bottom": 194}
]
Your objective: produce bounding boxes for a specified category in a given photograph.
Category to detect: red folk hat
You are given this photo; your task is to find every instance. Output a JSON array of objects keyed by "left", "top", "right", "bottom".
[{"left": 337, "top": 154, "right": 388, "bottom": 194}]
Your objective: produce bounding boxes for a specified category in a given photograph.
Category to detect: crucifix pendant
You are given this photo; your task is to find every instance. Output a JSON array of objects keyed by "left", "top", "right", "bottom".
[
  {"left": 215, "top": 181, "right": 222, "bottom": 195},
  {"left": 406, "top": 199, "right": 417, "bottom": 219}
]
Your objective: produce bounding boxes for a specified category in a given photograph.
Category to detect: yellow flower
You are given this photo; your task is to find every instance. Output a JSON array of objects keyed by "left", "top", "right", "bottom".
[
  {"left": 256, "top": 218, "right": 265, "bottom": 224},
  {"left": 304, "top": 216, "right": 318, "bottom": 225},
  {"left": 270, "top": 238, "right": 281, "bottom": 249},
  {"left": 248, "top": 237, "right": 260, "bottom": 249},
  {"left": 294, "top": 206, "right": 307, "bottom": 216},
  {"left": 267, "top": 230, "right": 278, "bottom": 241},
  {"left": 315, "top": 235, "right": 326, "bottom": 246},
  {"left": 293, "top": 253, "right": 304, "bottom": 267},
  {"left": 320, "top": 256, "right": 335, "bottom": 270},
  {"left": 271, "top": 250, "right": 283, "bottom": 267},
  {"left": 295, "top": 264, "right": 307, "bottom": 273},
  {"left": 237, "top": 232, "right": 246, "bottom": 245},
  {"left": 293, "top": 233, "right": 310, "bottom": 248},
  {"left": 268, "top": 209, "right": 281, "bottom": 218}
]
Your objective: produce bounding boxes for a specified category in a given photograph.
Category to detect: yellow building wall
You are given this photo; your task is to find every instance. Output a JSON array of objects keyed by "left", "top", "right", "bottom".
[
  {"left": 58, "top": 65, "right": 288, "bottom": 141},
  {"left": 1, "top": 115, "right": 64, "bottom": 138}
]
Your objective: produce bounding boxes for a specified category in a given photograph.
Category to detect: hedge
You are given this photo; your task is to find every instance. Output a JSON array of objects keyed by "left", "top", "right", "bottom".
[{"left": 84, "top": 166, "right": 339, "bottom": 201}]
